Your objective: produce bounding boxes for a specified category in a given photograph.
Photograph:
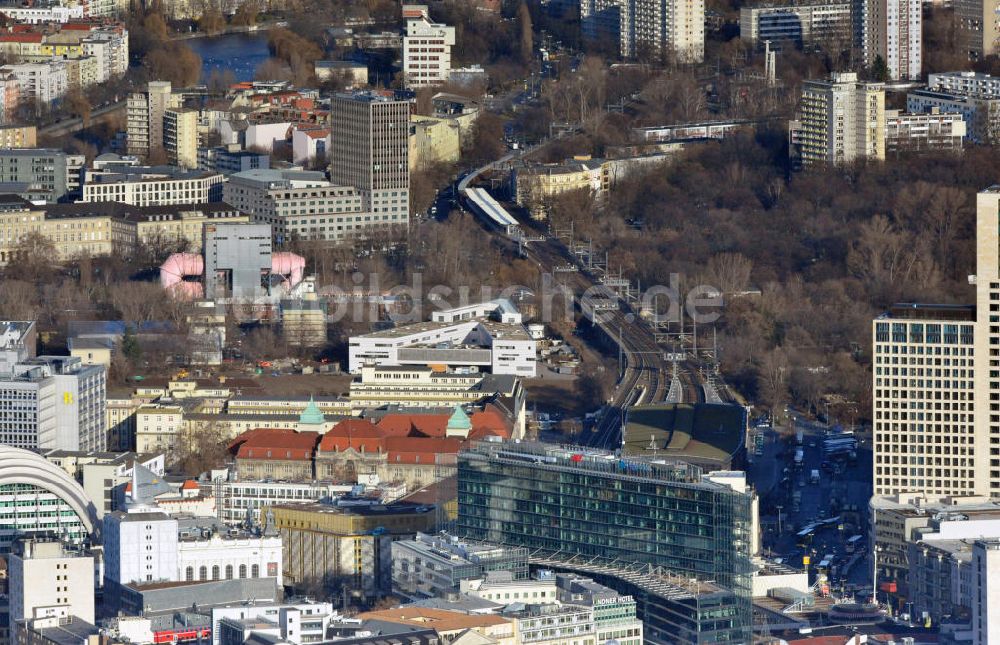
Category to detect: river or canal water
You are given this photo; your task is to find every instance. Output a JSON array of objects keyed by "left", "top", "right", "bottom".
[{"left": 187, "top": 31, "right": 271, "bottom": 82}]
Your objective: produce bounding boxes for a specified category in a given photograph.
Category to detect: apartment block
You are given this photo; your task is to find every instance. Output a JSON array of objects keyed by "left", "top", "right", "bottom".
[
  {"left": 164, "top": 107, "right": 198, "bottom": 169},
  {"left": 791, "top": 72, "right": 885, "bottom": 165},
  {"left": 329, "top": 91, "right": 410, "bottom": 229},
  {"left": 580, "top": 0, "right": 705, "bottom": 62},
  {"left": 973, "top": 539, "right": 1000, "bottom": 644},
  {"left": 0, "top": 125, "right": 36, "bottom": 148},
  {"left": 403, "top": 14, "right": 456, "bottom": 87},
  {"left": 739, "top": 0, "right": 854, "bottom": 46},
  {"left": 127, "top": 81, "right": 180, "bottom": 159},
  {"left": 884, "top": 108, "right": 967, "bottom": 154},
  {"left": 955, "top": 0, "right": 1000, "bottom": 59},
  {"left": 0, "top": 60, "right": 66, "bottom": 105},
  {"left": 863, "top": 0, "right": 921, "bottom": 80},
  {"left": 929, "top": 70, "right": 1000, "bottom": 96}
]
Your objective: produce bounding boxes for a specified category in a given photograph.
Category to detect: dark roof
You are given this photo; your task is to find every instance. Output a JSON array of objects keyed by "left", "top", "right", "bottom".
[
  {"left": 886, "top": 302, "right": 976, "bottom": 321},
  {"left": 43, "top": 201, "right": 243, "bottom": 222},
  {"left": 0, "top": 193, "right": 34, "bottom": 210},
  {"left": 623, "top": 403, "right": 746, "bottom": 467}
]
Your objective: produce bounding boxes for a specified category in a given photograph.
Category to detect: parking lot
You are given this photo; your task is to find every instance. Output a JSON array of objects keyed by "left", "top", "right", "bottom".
[{"left": 750, "top": 410, "right": 874, "bottom": 599}]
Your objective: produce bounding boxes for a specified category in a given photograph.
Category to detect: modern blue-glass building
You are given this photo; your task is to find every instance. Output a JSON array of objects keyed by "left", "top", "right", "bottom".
[{"left": 456, "top": 441, "right": 754, "bottom": 644}]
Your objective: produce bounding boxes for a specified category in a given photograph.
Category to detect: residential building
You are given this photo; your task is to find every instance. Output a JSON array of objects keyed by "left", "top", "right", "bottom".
[
  {"left": 0, "top": 356, "right": 106, "bottom": 452},
  {"left": 223, "top": 168, "right": 367, "bottom": 244},
  {"left": 791, "top": 72, "right": 885, "bottom": 165},
  {"left": 80, "top": 166, "right": 224, "bottom": 207},
  {"left": 403, "top": 14, "right": 456, "bottom": 87},
  {"left": 872, "top": 304, "right": 976, "bottom": 497},
  {"left": 290, "top": 125, "right": 331, "bottom": 165},
  {"left": 0, "top": 72, "right": 20, "bottom": 123},
  {"left": 884, "top": 108, "right": 967, "bottom": 154},
  {"left": 0, "top": 125, "right": 37, "bottom": 148},
  {"left": 862, "top": 0, "right": 921, "bottom": 80},
  {"left": 197, "top": 144, "right": 270, "bottom": 176},
  {"left": 907, "top": 89, "right": 1000, "bottom": 143},
  {"left": 972, "top": 539, "right": 1000, "bottom": 644},
  {"left": 0, "top": 6, "right": 84, "bottom": 23},
  {"left": 929, "top": 70, "right": 1000, "bottom": 96},
  {"left": 329, "top": 91, "right": 410, "bottom": 230},
  {"left": 267, "top": 502, "right": 439, "bottom": 600},
  {"left": 0, "top": 148, "right": 83, "bottom": 203},
  {"left": 127, "top": 81, "right": 180, "bottom": 159},
  {"left": 0, "top": 320, "right": 36, "bottom": 374},
  {"left": 0, "top": 61, "right": 66, "bottom": 105},
  {"left": 164, "top": 107, "right": 198, "bottom": 169},
  {"left": 739, "top": 0, "right": 853, "bottom": 46},
  {"left": 8, "top": 539, "right": 94, "bottom": 645},
  {"left": 456, "top": 441, "right": 755, "bottom": 643},
  {"left": 392, "top": 532, "right": 529, "bottom": 598},
  {"left": 956, "top": 0, "right": 1000, "bottom": 59},
  {"left": 0, "top": 446, "right": 98, "bottom": 552},
  {"left": 211, "top": 600, "right": 341, "bottom": 645},
  {"left": 580, "top": 0, "right": 705, "bottom": 62}
]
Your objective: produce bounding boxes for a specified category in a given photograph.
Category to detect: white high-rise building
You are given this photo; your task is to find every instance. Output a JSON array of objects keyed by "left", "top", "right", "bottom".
[
  {"left": 792, "top": 72, "right": 885, "bottom": 165},
  {"left": 8, "top": 539, "right": 95, "bottom": 645},
  {"left": 862, "top": 0, "right": 921, "bottom": 80},
  {"left": 580, "top": 0, "right": 705, "bottom": 62},
  {"left": 403, "top": 14, "right": 455, "bottom": 87}
]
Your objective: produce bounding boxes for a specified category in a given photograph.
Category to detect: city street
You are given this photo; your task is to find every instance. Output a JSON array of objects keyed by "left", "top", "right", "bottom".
[{"left": 752, "top": 411, "right": 874, "bottom": 598}]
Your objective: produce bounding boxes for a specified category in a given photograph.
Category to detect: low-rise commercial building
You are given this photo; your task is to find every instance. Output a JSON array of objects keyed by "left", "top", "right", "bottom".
[
  {"left": 392, "top": 532, "right": 529, "bottom": 599},
  {"left": 81, "top": 166, "right": 224, "bottom": 207},
  {"left": 907, "top": 89, "right": 1000, "bottom": 143},
  {"left": 197, "top": 144, "right": 270, "bottom": 176}
]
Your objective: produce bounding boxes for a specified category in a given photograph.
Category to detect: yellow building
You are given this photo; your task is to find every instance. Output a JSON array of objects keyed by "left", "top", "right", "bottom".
[
  {"left": 792, "top": 72, "right": 885, "bottom": 165},
  {"left": 0, "top": 198, "right": 136, "bottom": 265},
  {"left": 164, "top": 107, "right": 199, "bottom": 169},
  {"left": 0, "top": 125, "right": 37, "bottom": 148},
  {"left": 130, "top": 205, "right": 249, "bottom": 249},
  {"left": 408, "top": 115, "right": 461, "bottom": 171},
  {"left": 135, "top": 403, "right": 185, "bottom": 454},
  {"left": 63, "top": 56, "right": 99, "bottom": 90}
]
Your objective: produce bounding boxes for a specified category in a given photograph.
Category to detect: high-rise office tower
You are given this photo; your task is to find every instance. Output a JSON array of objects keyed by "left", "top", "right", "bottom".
[
  {"left": 580, "top": 0, "right": 705, "bottom": 63},
  {"left": 862, "top": 0, "right": 921, "bottom": 80},
  {"left": 956, "top": 0, "right": 1000, "bottom": 60},
  {"left": 456, "top": 441, "right": 755, "bottom": 643},
  {"left": 793, "top": 72, "right": 885, "bottom": 165},
  {"left": 329, "top": 92, "right": 410, "bottom": 230},
  {"left": 975, "top": 188, "right": 1000, "bottom": 496},
  {"left": 872, "top": 305, "right": 976, "bottom": 496}
]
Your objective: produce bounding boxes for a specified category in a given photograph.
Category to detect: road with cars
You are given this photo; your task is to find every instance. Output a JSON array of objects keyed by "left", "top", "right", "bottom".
[{"left": 752, "top": 410, "right": 874, "bottom": 600}]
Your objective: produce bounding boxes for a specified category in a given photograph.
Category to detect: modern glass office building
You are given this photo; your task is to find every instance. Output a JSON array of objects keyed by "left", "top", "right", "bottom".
[{"left": 456, "top": 441, "right": 754, "bottom": 643}]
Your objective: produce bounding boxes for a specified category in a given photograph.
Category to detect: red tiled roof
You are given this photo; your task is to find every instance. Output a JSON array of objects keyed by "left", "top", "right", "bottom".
[
  {"left": 300, "top": 128, "right": 330, "bottom": 139},
  {"left": 318, "top": 419, "right": 385, "bottom": 453},
  {"left": 180, "top": 480, "right": 199, "bottom": 490},
  {"left": 376, "top": 414, "right": 448, "bottom": 437},
  {"left": 0, "top": 33, "right": 43, "bottom": 42},
  {"left": 230, "top": 427, "right": 320, "bottom": 461},
  {"left": 385, "top": 436, "right": 462, "bottom": 464}
]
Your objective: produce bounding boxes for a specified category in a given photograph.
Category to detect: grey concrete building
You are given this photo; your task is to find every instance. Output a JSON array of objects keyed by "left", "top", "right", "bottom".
[
  {"left": 204, "top": 223, "right": 272, "bottom": 300},
  {"left": 0, "top": 149, "right": 84, "bottom": 203}
]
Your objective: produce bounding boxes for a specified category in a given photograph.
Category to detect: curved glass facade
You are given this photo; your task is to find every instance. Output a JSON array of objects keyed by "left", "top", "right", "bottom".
[{"left": 0, "top": 483, "right": 90, "bottom": 551}]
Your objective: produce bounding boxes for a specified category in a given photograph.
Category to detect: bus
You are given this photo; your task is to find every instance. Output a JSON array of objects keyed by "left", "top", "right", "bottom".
[{"left": 846, "top": 534, "right": 864, "bottom": 553}]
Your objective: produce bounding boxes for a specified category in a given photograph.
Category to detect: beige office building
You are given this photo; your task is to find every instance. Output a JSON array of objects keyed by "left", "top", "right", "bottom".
[
  {"left": 793, "top": 72, "right": 885, "bottom": 165},
  {"left": 872, "top": 304, "right": 976, "bottom": 497},
  {"left": 127, "top": 81, "right": 179, "bottom": 159}
]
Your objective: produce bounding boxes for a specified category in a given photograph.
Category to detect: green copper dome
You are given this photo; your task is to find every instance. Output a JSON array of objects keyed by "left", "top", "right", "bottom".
[
  {"left": 299, "top": 396, "right": 325, "bottom": 425},
  {"left": 447, "top": 405, "right": 472, "bottom": 431}
]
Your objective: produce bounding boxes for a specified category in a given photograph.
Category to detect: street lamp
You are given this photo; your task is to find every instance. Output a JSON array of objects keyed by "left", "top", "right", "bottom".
[{"left": 775, "top": 505, "right": 783, "bottom": 535}]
